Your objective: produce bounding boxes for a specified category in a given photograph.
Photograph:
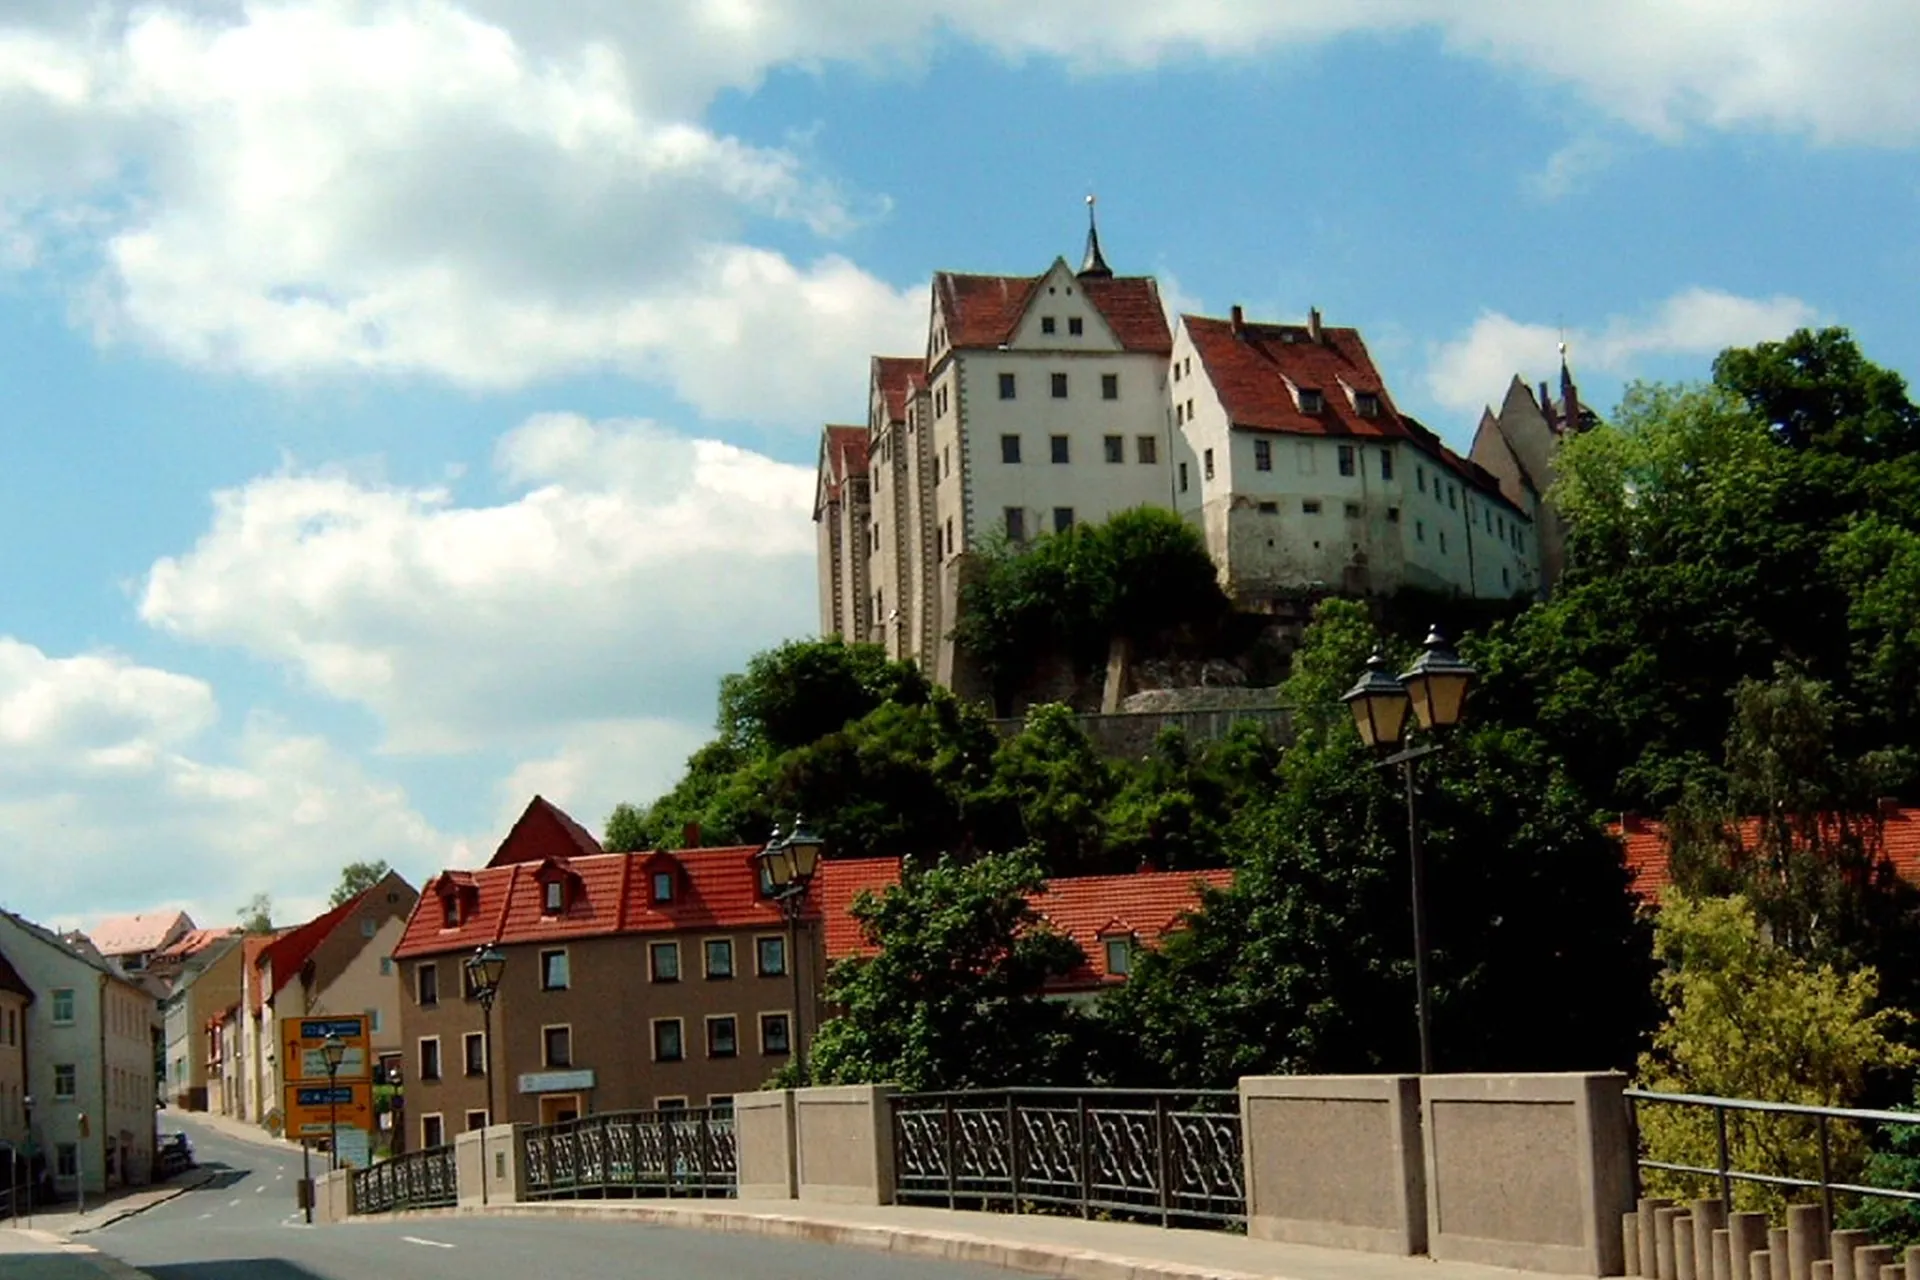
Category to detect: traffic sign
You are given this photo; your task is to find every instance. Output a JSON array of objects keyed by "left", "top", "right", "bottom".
[
  {"left": 281, "top": 1014, "right": 372, "bottom": 1083},
  {"left": 283, "top": 1081, "right": 374, "bottom": 1138}
]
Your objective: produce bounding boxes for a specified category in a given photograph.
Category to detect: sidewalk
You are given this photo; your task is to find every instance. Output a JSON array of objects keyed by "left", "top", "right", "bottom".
[
  {"left": 18, "top": 1168, "right": 216, "bottom": 1237},
  {"left": 359, "top": 1197, "right": 1564, "bottom": 1280},
  {"left": 0, "top": 1227, "right": 152, "bottom": 1279}
]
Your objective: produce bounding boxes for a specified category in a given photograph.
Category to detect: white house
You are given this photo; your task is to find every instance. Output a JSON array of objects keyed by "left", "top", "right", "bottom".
[{"left": 0, "top": 910, "right": 157, "bottom": 1195}]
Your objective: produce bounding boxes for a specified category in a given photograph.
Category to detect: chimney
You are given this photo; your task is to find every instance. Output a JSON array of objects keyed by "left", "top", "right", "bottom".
[
  {"left": 1539, "top": 380, "right": 1551, "bottom": 414},
  {"left": 1308, "top": 307, "right": 1323, "bottom": 344},
  {"left": 1230, "top": 304, "right": 1244, "bottom": 337},
  {"left": 682, "top": 821, "right": 702, "bottom": 849}
]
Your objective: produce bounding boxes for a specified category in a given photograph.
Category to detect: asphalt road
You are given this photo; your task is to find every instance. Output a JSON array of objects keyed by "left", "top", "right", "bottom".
[{"left": 86, "top": 1114, "right": 1008, "bottom": 1280}]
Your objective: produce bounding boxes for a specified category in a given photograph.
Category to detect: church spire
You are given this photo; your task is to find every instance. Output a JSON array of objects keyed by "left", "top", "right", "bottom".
[{"left": 1079, "top": 193, "right": 1113, "bottom": 279}]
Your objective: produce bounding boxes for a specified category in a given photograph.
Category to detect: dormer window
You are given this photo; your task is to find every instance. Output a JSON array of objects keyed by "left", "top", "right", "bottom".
[
  {"left": 1104, "top": 936, "right": 1134, "bottom": 976},
  {"left": 1356, "top": 392, "right": 1380, "bottom": 417},
  {"left": 1297, "top": 388, "right": 1324, "bottom": 414},
  {"left": 544, "top": 880, "right": 565, "bottom": 914},
  {"left": 652, "top": 870, "right": 675, "bottom": 904},
  {"left": 442, "top": 898, "right": 461, "bottom": 929}
]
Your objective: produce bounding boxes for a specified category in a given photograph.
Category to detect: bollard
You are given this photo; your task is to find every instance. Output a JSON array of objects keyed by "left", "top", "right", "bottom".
[
  {"left": 1657, "top": 1208, "right": 1683, "bottom": 1280},
  {"left": 1642, "top": 1199, "right": 1676, "bottom": 1279},
  {"left": 1624, "top": 1215, "right": 1642, "bottom": 1277},
  {"left": 1789, "top": 1205, "right": 1830, "bottom": 1280},
  {"left": 1732, "top": 1212, "right": 1771, "bottom": 1280},
  {"left": 1832, "top": 1230, "right": 1872, "bottom": 1280},
  {"left": 1694, "top": 1200, "right": 1729, "bottom": 1280},
  {"left": 1773, "top": 1230, "right": 1793, "bottom": 1280},
  {"left": 1714, "top": 1228, "right": 1734, "bottom": 1280}
]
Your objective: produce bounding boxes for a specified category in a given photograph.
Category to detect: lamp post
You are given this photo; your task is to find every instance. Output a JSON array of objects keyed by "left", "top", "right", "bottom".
[
  {"left": 1342, "top": 627, "right": 1477, "bottom": 1076},
  {"left": 320, "top": 1034, "right": 346, "bottom": 1173},
  {"left": 465, "top": 945, "right": 506, "bottom": 1206},
  {"left": 756, "top": 818, "right": 825, "bottom": 1081}
]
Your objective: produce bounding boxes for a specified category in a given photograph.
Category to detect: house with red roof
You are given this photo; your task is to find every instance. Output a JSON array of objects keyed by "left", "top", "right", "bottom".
[
  {"left": 157, "top": 930, "right": 242, "bottom": 1111},
  {"left": 1170, "top": 307, "right": 1536, "bottom": 605},
  {"left": 87, "top": 909, "right": 195, "bottom": 976},
  {"left": 1613, "top": 801, "right": 1920, "bottom": 906},
  {"left": 232, "top": 869, "right": 418, "bottom": 1135}
]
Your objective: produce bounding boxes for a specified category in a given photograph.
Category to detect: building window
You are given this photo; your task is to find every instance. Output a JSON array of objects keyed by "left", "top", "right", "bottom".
[
  {"left": 1050, "top": 434, "right": 1070, "bottom": 464},
  {"left": 1303, "top": 499, "right": 1323, "bottom": 514},
  {"left": 1185, "top": 397, "right": 1194, "bottom": 420},
  {"left": 1485, "top": 508, "right": 1494, "bottom": 532},
  {"left": 361, "top": 917, "right": 377, "bottom": 938},
  {"left": 1137, "top": 436, "right": 1157, "bottom": 464},
  {"left": 1497, "top": 515, "right": 1506, "bottom": 538},
  {"left": 1051, "top": 372, "right": 1068, "bottom": 399},
  {"left": 543, "top": 1025, "right": 572, "bottom": 1068},
  {"left": 540, "top": 949, "right": 570, "bottom": 991},
  {"left": 1299, "top": 389, "right": 1324, "bottom": 414},
  {"left": 1381, "top": 450, "right": 1394, "bottom": 481},
  {"left": 1174, "top": 402, "right": 1183, "bottom": 425},
  {"left": 1448, "top": 486, "right": 1458, "bottom": 511},
  {"left": 1254, "top": 439, "right": 1272, "bottom": 472},
  {"left": 1070, "top": 317, "right": 1085, "bottom": 336},
  {"left": 1104, "top": 937, "right": 1133, "bottom": 976},
  {"left": 466, "top": 1110, "right": 489, "bottom": 1132},
  {"left": 704, "top": 939, "right": 734, "bottom": 979},
  {"left": 1101, "top": 373, "right": 1118, "bottom": 400},
  {"left": 650, "top": 941, "right": 680, "bottom": 982},
  {"left": 1345, "top": 502, "right": 1362, "bottom": 519},
  {"left": 442, "top": 898, "right": 461, "bottom": 928},
  {"left": 1338, "top": 445, "right": 1356, "bottom": 477},
  {"left": 417, "top": 964, "right": 439, "bottom": 1006},
  {"left": 464, "top": 1032, "right": 486, "bottom": 1077},
  {"left": 1103, "top": 434, "right": 1123, "bottom": 463},
  {"left": 54, "top": 1064, "right": 75, "bottom": 1098},
  {"left": 51, "top": 989, "right": 74, "bottom": 1025},
  {"left": 380, "top": 956, "right": 393, "bottom": 976},
  {"left": 1440, "top": 531, "right": 1449, "bottom": 553},
  {"left": 1257, "top": 501, "right": 1280, "bottom": 514},
  {"left": 56, "top": 1144, "right": 77, "bottom": 1178},
  {"left": 421, "top": 1115, "right": 445, "bottom": 1149},
  {"left": 756, "top": 936, "right": 787, "bottom": 976},
  {"left": 653, "top": 1019, "right": 684, "bottom": 1062},
  {"left": 1178, "top": 461, "right": 1189, "bottom": 493},
  {"left": 1172, "top": 361, "right": 1182, "bottom": 383},
  {"left": 1053, "top": 507, "right": 1074, "bottom": 533},
  {"left": 1417, "top": 468, "right": 1427, "bottom": 493},
  {"left": 1000, "top": 434, "right": 1021, "bottom": 464},
  {"left": 1503, "top": 566, "right": 1512, "bottom": 590},
  {"left": 1357, "top": 392, "right": 1380, "bottom": 417},
  {"left": 1388, "top": 506, "right": 1401, "bottom": 523},
  {"left": 1203, "top": 448, "right": 1215, "bottom": 480},
  {"left": 652, "top": 870, "right": 675, "bottom": 903},
  {"left": 999, "top": 372, "right": 1016, "bottom": 400},
  {"left": 368, "top": 1008, "right": 383, "bottom": 1035},
  {"left": 1416, "top": 520, "right": 1426, "bottom": 543},
  {"left": 761, "top": 1013, "right": 791, "bottom": 1055},
  {"left": 707, "top": 1016, "right": 739, "bottom": 1059},
  {"left": 1041, "top": 316, "right": 1056, "bottom": 334},
  {"left": 419, "top": 1038, "right": 442, "bottom": 1081},
  {"left": 544, "top": 880, "right": 565, "bottom": 914},
  {"left": 657, "top": 1097, "right": 688, "bottom": 1111},
  {"left": 1005, "top": 507, "right": 1026, "bottom": 542}
]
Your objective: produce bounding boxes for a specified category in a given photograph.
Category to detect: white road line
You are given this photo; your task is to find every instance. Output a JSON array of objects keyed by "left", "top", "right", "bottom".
[
  {"left": 198, "top": 1213, "right": 214, "bottom": 1220},
  {"left": 254, "top": 1185, "right": 265, "bottom": 1194},
  {"left": 228, "top": 1198, "right": 242, "bottom": 1207},
  {"left": 403, "top": 1236, "right": 455, "bottom": 1249}
]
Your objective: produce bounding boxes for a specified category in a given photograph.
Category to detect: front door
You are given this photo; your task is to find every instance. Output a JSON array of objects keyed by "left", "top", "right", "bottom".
[{"left": 539, "top": 1094, "right": 580, "bottom": 1125}]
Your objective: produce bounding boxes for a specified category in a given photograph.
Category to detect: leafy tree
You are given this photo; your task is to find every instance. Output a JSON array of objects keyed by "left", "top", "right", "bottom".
[
  {"left": 238, "top": 894, "right": 274, "bottom": 933},
  {"left": 807, "top": 852, "right": 1093, "bottom": 1091},
  {"left": 1635, "top": 893, "right": 1915, "bottom": 1212},
  {"left": 603, "top": 801, "right": 650, "bottom": 853},
  {"left": 1839, "top": 1088, "right": 1920, "bottom": 1246},
  {"left": 1713, "top": 327, "right": 1920, "bottom": 462},
  {"left": 328, "top": 860, "right": 391, "bottom": 908},
  {"left": 979, "top": 704, "right": 1117, "bottom": 876},
  {"left": 717, "top": 638, "right": 930, "bottom": 757}
]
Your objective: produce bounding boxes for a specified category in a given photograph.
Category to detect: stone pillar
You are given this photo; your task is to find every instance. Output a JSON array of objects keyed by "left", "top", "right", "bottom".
[
  {"left": 793, "top": 1085, "right": 898, "bottom": 1206},
  {"left": 1814, "top": 1262, "right": 1833, "bottom": 1280},
  {"left": 1753, "top": 1253, "right": 1773, "bottom": 1280},
  {"left": 454, "top": 1124, "right": 525, "bottom": 1207},
  {"left": 1239, "top": 1075, "right": 1426, "bottom": 1255},
  {"left": 1714, "top": 1228, "right": 1734, "bottom": 1280},
  {"left": 1644, "top": 1198, "right": 1677, "bottom": 1278},
  {"left": 313, "top": 1168, "right": 355, "bottom": 1223},
  {"left": 1833, "top": 1230, "right": 1873, "bottom": 1280},
  {"left": 1773, "top": 1229, "right": 1793, "bottom": 1280},
  {"left": 1856, "top": 1246, "right": 1897, "bottom": 1280},
  {"left": 1694, "top": 1199, "right": 1727, "bottom": 1280},
  {"left": 1905, "top": 1246, "right": 1920, "bottom": 1280},
  {"left": 1625, "top": 1215, "right": 1643, "bottom": 1276},
  {"left": 1420, "top": 1073, "right": 1636, "bottom": 1276},
  {"left": 737, "top": 1090, "right": 798, "bottom": 1200},
  {"left": 1678, "top": 1216, "right": 1699, "bottom": 1280},
  {"left": 1788, "top": 1205, "right": 1830, "bottom": 1280},
  {"left": 1658, "top": 1208, "right": 1683, "bottom": 1280}
]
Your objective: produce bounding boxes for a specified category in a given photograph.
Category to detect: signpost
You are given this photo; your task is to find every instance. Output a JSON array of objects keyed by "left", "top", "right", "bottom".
[{"left": 281, "top": 1014, "right": 374, "bottom": 1216}]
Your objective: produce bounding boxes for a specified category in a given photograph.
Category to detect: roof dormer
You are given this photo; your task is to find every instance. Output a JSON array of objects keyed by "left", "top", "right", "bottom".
[
  {"left": 533, "top": 856, "right": 581, "bottom": 917},
  {"left": 1095, "top": 919, "right": 1138, "bottom": 977},
  {"left": 435, "top": 872, "right": 479, "bottom": 930},
  {"left": 639, "top": 850, "right": 684, "bottom": 906}
]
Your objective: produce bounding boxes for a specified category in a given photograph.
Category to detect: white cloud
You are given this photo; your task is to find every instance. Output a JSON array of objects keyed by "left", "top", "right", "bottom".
[
  {"left": 1524, "top": 137, "right": 1619, "bottom": 202},
  {"left": 140, "top": 413, "right": 817, "bottom": 754},
  {"left": 1426, "top": 287, "right": 1822, "bottom": 413},
  {"left": 492, "top": 717, "right": 712, "bottom": 846}
]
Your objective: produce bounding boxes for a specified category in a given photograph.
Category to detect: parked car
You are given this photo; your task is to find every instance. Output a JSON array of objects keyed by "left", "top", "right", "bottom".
[{"left": 158, "top": 1132, "right": 194, "bottom": 1177}]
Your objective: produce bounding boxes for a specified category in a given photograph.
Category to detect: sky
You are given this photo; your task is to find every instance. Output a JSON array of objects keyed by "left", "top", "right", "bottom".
[{"left": 1, "top": 0, "right": 1916, "bottom": 935}]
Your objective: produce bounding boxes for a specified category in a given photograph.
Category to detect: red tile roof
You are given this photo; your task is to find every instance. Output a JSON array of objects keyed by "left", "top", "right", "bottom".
[
  {"left": 872, "top": 356, "right": 924, "bottom": 425},
  {"left": 255, "top": 892, "right": 364, "bottom": 999},
  {"left": 155, "top": 927, "right": 239, "bottom": 963},
  {"left": 89, "top": 910, "right": 193, "bottom": 958},
  {"left": 241, "top": 931, "right": 284, "bottom": 1014},
  {"left": 487, "top": 794, "right": 606, "bottom": 868},
  {"left": 1613, "top": 805, "right": 1920, "bottom": 905},
  {"left": 935, "top": 269, "right": 1171, "bottom": 355},
  {"left": 819, "top": 857, "right": 907, "bottom": 960},
  {"left": 817, "top": 424, "right": 870, "bottom": 511}
]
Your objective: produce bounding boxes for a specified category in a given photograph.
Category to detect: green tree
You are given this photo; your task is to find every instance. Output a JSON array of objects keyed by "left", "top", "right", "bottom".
[
  {"left": 328, "top": 860, "right": 391, "bottom": 908},
  {"left": 603, "top": 801, "right": 650, "bottom": 853},
  {"left": 980, "top": 704, "right": 1117, "bottom": 876},
  {"left": 717, "top": 638, "right": 930, "bottom": 757},
  {"left": 238, "top": 893, "right": 274, "bottom": 933},
  {"left": 1839, "top": 1088, "right": 1920, "bottom": 1246},
  {"left": 807, "top": 852, "right": 1093, "bottom": 1091}
]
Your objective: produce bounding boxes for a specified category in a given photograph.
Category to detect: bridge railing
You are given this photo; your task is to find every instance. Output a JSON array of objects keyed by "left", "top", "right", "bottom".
[
  {"left": 350, "top": 1142, "right": 457, "bottom": 1214},
  {"left": 890, "top": 1087, "right": 1244, "bottom": 1228},
  {"left": 521, "top": 1107, "right": 736, "bottom": 1200}
]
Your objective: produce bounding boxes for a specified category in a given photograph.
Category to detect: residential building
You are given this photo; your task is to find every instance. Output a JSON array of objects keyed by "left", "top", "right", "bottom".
[
  {"left": 1614, "top": 801, "right": 1920, "bottom": 906},
  {"left": 207, "top": 1005, "right": 242, "bottom": 1119},
  {"left": 146, "top": 926, "right": 238, "bottom": 994},
  {"left": 1170, "top": 307, "right": 1537, "bottom": 605},
  {"left": 0, "top": 947, "right": 30, "bottom": 1147},
  {"left": 815, "top": 422, "right": 875, "bottom": 646},
  {"left": 160, "top": 933, "right": 244, "bottom": 1111},
  {"left": 235, "top": 872, "right": 418, "bottom": 1136},
  {"left": 0, "top": 910, "right": 157, "bottom": 1194},
  {"left": 88, "top": 910, "right": 194, "bottom": 978},
  {"left": 1468, "top": 353, "right": 1596, "bottom": 595}
]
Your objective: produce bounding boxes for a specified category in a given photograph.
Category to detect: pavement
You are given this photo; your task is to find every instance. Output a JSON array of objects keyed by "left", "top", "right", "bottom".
[{"left": 0, "top": 1227, "right": 150, "bottom": 1279}]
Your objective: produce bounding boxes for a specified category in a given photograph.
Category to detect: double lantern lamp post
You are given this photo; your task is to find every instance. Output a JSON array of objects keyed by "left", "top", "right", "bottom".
[
  {"left": 755, "top": 818, "right": 825, "bottom": 1082},
  {"left": 465, "top": 944, "right": 507, "bottom": 1205},
  {"left": 320, "top": 1033, "right": 347, "bottom": 1173},
  {"left": 1341, "top": 626, "right": 1478, "bottom": 1076}
]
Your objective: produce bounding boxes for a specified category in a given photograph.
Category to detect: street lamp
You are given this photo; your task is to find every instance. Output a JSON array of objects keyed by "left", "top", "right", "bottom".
[
  {"left": 320, "top": 1034, "right": 346, "bottom": 1173},
  {"left": 756, "top": 818, "right": 825, "bottom": 1080},
  {"left": 1342, "top": 627, "right": 1477, "bottom": 1076},
  {"left": 465, "top": 945, "right": 506, "bottom": 1206}
]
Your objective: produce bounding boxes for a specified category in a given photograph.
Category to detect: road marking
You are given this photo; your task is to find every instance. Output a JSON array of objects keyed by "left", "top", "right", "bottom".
[
  {"left": 403, "top": 1236, "right": 455, "bottom": 1249},
  {"left": 198, "top": 1213, "right": 214, "bottom": 1220},
  {"left": 255, "top": 1186, "right": 265, "bottom": 1194},
  {"left": 228, "top": 1198, "right": 242, "bottom": 1207}
]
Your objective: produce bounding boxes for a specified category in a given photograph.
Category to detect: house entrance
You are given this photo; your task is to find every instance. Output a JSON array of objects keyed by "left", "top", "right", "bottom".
[{"left": 538, "top": 1094, "right": 580, "bottom": 1125}]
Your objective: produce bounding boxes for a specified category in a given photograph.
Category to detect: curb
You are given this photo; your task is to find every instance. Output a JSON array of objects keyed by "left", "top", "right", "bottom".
[
  {"left": 346, "top": 1201, "right": 1276, "bottom": 1280},
  {"left": 64, "top": 1169, "right": 219, "bottom": 1236}
]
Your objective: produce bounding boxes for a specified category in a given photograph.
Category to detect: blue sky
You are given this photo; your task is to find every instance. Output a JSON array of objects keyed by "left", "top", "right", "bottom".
[{"left": 0, "top": 1, "right": 1915, "bottom": 932}]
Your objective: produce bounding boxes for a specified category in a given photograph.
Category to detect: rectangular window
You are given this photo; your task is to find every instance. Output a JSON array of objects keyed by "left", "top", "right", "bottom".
[
  {"left": 361, "top": 917, "right": 376, "bottom": 938},
  {"left": 1137, "top": 436, "right": 1157, "bottom": 464},
  {"left": 1303, "top": 499, "right": 1323, "bottom": 514},
  {"left": 1005, "top": 507, "right": 1026, "bottom": 542},
  {"left": 1357, "top": 392, "right": 1381, "bottom": 417},
  {"left": 1050, "top": 434, "right": 1070, "bottom": 464},
  {"left": 464, "top": 1032, "right": 486, "bottom": 1076},
  {"left": 704, "top": 939, "right": 734, "bottom": 979},
  {"left": 1257, "top": 501, "right": 1279, "bottom": 514},
  {"left": 419, "top": 1038, "right": 441, "bottom": 1081},
  {"left": 1203, "top": 448, "right": 1215, "bottom": 480},
  {"left": 1069, "top": 316, "right": 1084, "bottom": 336},
  {"left": 54, "top": 1063, "right": 75, "bottom": 1098},
  {"left": 1338, "top": 445, "right": 1356, "bottom": 476},
  {"left": 657, "top": 1097, "right": 688, "bottom": 1111},
  {"left": 1448, "top": 486, "right": 1458, "bottom": 511},
  {"left": 466, "top": 1110, "right": 489, "bottom": 1132},
  {"left": 1101, "top": 373, "right": 1118, "bottom": 400},
  {"left": 1485, "top": 508, "right": 1494, "bottom": 532},
  {"left": 1053, "top": 507, "right": 1074, "bottom": 534},
  {"left": 56, "top": 1144, "right": 76, "bottom": 1178},
  {"left": 1503, "top": 566, "right": 1512, "bottom": 590},
  {"left": 1174, "top": 402, "right": 1183, "bottom": 426},
  {"left": 1000, "top": 434, "right": 1021, "bottom": 464},
  {"left": 1381, "top": 450, "right": 1394, "bottom": 481},
  {"left": 1051, "top": 372, "right": 1069, "bottom": 399},
  {"left": 1103, "top": 434, "right": 1123, "bottom": 463},
  {"left": 1388, "top": 506, "right": 1401, "bottom": 523},
  {"left": 368, "top": 1008, "right": 383, "bottom": 1035},
  {"left": 1178, "top": 461, "right": 1189, "bottom": 493},
  {"left": 1299, "top": 389, "right": 1324, "bottom": 414},
  {"left": 1497, "top": 515, "right": 1506, "bottom": 538},
  {"left": 1345, "top": 502, "right": 1362, "bottom": 519},
  {"left": 1041, "top": 316, "right": 1056, "bottom": 334},
  {"left": 1173, "top": 361, "right": 1182, "bottom": 383},
  {"left": 421, "top": 1115, "right": 444, "bottom": 1149},
  {"left": 652, "top": 869, "right": 674, "bottom": 903},
  {"left": 756, "top": 936, "right": 787, "bottom": 976},
  {"left": 650, "top": 941, "right": 680, "bottom": 982},
  {"left": 543, "top": 1025, "right": 572, "bottom": 1068},
  {"left": 379, "top": 956, "right": 393, "bottom": 976},
  {"left": 1105, "top": 938, "right": 1133, "bottom": 976},
  {"left": 709, "top": 1095, "right": 736, "bottom": 1111},
  {"left": 999, "top": 372, "right": 1016, "bottom": 400},
  {"left": 707, "top": 1016, "right": 738, "bottom": 1059},
  {"left": 540, "top": 949, "right": 570, "bottom": 991},
  {"left": 1439, "top": 531, "right": 1449, "bottom": 553},
  {"left": 1253, "top": 439, "right": 1272, "bottom": 472},
  {"left": 761, "top": 1013, "right": 791, "bottom": 1055},
  {"left": 544, "top": 880, "right": 564, "bottom": 913},
  {"left": 654, "top": 1019, "right": 684, "bottom": 1062},
  {"left": 1416, "top": 520, "right": 1426, "bottom": 543},
  {"left": 1185, "top": 397, "right": 1194, "bottom": 420},
  {"left": 442, "top": 898, "right": 460, "bottom": 928},
  {"left": 1417, "top": 467, "right": 1427, "bottom": 493},
  {"left": 51, "top": 989, "right": 73, "bottom": 1024}
]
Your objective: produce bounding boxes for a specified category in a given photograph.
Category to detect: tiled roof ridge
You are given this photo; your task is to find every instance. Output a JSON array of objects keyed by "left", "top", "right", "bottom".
[{"left": 257, "top": 877, "right": 385, "bottom": 998}]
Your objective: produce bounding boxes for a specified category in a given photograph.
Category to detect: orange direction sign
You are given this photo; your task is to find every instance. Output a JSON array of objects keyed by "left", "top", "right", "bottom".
[
  {"left": 283, "top": 1081, "right": 374, "bottom": 1139},
  {"left": 281, "top": 1015, "right": 372, "bottom": 1083}
]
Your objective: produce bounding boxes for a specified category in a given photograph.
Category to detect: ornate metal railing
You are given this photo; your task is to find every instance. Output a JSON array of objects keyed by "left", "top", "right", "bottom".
[
  {"left": 351, "top": 1142, "right": 457, "bottom": 1214},
  {"left": 892, "top": 1088, "right": 1244, "bottom": 1227},
  {"left": 522, "top": 1107, "right": 736, "bottom": 1200}
]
